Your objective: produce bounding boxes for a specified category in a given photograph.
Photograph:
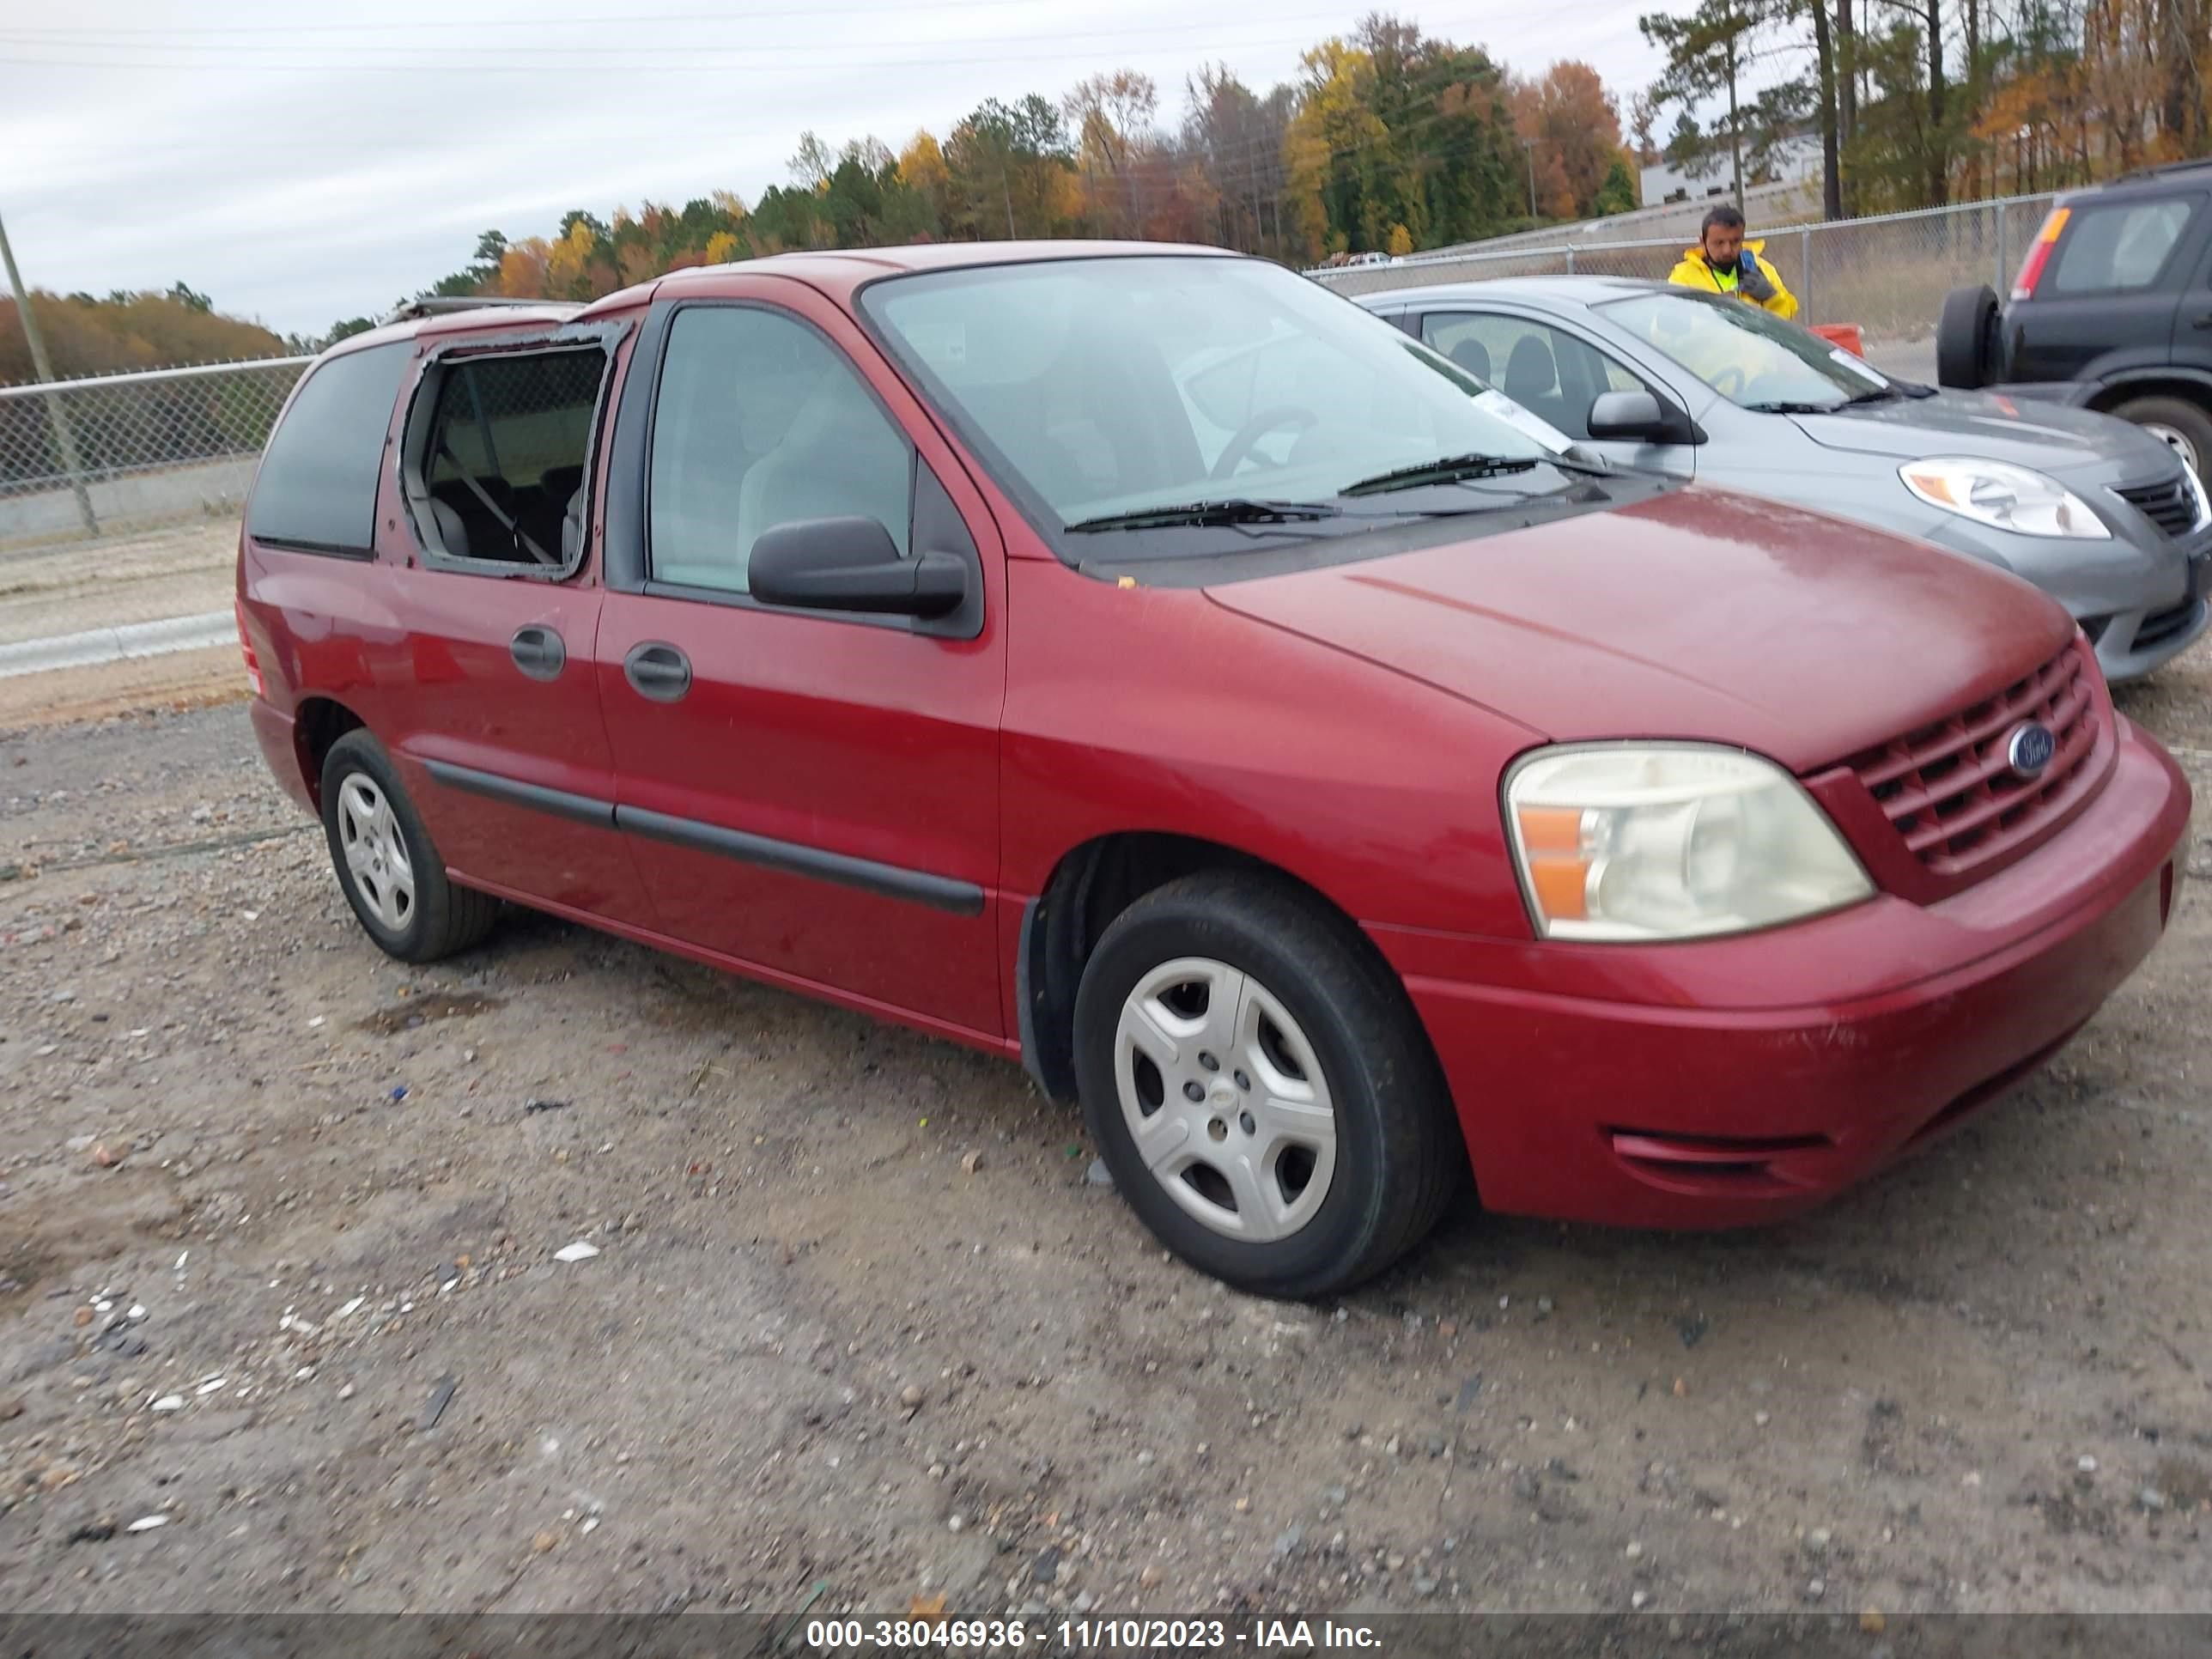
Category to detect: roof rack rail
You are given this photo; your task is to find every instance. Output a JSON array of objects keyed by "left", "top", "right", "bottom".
[
  {"left": 378, "top": 296, "right": 585, "bottom": 324},
  {"left": 2116, "top": 157, "right": 2212, "bottom": 184}
]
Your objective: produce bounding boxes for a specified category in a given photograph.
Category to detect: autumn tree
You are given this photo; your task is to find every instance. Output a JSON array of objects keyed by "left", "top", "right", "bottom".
[
  {"left": 1286, "top": 40, "right": 1390, "bottom": 256},
  {"left": 897, "top": 131, "right": 956, "bottom": 237},
  {"left": 1629, "top": 89, "right": 1663, "bottom": 161},
  {"left": 375, "top": 15, "right": 1662, "bottom": 318},
  {"left": 788, "top": 131, "right": 836, "bottom": 192},
  {"left": 1064, "top": 70, "right": 1160, "bottom": 236},
  {"left": 0, "top": 289, "right": 285, "bottom": 384},
  {"left": 1515, "top": 62, "right": 1628, "bottom": 216},
  {"left": 1182, "top": 64, "right": 1294, "bottom": 255}
]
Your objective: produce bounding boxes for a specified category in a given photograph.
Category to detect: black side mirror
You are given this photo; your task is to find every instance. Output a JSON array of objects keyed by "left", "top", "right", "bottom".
[
  {"left": 1587, "top": 389, "right": 1692, "bottom": 444},
  {"left": 748, "top": 516, "right": 967, "bottom": 619}
]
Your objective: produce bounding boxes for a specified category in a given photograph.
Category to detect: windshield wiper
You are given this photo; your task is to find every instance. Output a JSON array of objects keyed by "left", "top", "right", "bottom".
[
  {"left": 1064, "top": 497, "right": 1342, "bottom": 533},
  {"left": 1839, "top": 385, "right": 1905, "bottom": 406},
  {"left": 1742, "top": 398, "right": 1845, "bottom": 416},
  {"left": 1341, "top": 451, "right": 1608, "bottom": 497}
]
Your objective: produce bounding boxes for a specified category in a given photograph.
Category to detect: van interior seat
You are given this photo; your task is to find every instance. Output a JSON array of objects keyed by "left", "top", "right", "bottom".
[
  {"left": 1504, "top": 336, "right": 1559, "bottom": 403},
  {"left": 731, "top": 373, "right": 913, "bottom": 585},
  {"left": 1448, "top": 338, "right": 1492, "bottom": 383}
]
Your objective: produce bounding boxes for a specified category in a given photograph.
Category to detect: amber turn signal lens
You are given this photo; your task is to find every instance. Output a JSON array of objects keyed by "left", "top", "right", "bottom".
[
  {"left": 1516, "top": 805, "right": 1585, "bottom": 854},
  {"left": 1525, "top": 855, "right": 1591, "bottom": 921}
]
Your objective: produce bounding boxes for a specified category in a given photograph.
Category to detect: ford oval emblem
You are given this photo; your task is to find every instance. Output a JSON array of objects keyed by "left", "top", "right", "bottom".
[{"left": 2006, "top": 720, "right": 2057, "bottom": 778}]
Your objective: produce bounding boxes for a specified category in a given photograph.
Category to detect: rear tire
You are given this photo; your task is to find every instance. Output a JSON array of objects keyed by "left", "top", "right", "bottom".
[
  {"left": 2110, "top": 395, "right": 2212, "bottom": 478},
  {"left": 1072, "top": 872, "right": 1465, "bottom": 1298},
  {"left": 319, "top": 730, "right": 498, "bottom": 963},
  {"left": 1936, "top": 284, "right": 2002, "bottom": 390}
]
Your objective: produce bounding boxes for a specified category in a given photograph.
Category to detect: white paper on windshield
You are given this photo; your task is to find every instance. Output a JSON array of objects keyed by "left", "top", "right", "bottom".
[
  {"left": 1830, "top": 347, "right": 1886, "bottom": 383},
  {"left": 1474, "top": 388, "right": 1575, "bottom": 452}
]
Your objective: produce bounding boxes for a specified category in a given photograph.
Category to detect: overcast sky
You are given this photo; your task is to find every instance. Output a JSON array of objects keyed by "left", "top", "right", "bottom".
[{"left": 3, "top": 0, "right": 1681, "bottom": 337}]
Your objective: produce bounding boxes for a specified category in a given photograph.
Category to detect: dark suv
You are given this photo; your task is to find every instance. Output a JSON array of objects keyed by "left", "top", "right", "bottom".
[{"left": 1939, "top": 161, "right": 2212, "bottom": 475}]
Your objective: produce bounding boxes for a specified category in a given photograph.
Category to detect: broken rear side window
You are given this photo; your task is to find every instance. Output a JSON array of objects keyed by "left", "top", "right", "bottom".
[{"left": 416, "top": 349, "right": 606, "bottom": 570}]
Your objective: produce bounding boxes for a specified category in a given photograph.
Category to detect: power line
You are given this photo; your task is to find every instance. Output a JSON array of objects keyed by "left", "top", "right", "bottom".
[
  {"left": 0, "top": 0, "right": 1236, "bottom": 33},
  {"left": 0, "top": 5, "right": 1573, "bottom": 65},
  {"left": 0, "top": 39, "right": 1375, "bottom": 75},
  {"left": 0, "top": 10, "right": 1425, "bottom": 58}
]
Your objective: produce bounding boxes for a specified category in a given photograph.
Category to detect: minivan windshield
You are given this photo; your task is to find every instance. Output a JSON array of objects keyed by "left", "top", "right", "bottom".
[
  {"left": 861, "top": 255, "right": 1581, "bottom": 547},
  {"left": 1601, "top": 289, "right": 1894, "bottom": 413}
]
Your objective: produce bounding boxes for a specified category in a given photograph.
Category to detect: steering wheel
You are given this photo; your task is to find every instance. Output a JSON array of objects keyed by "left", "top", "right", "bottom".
[
  {"left": 1709, "top": 364, "right": 1748, "bottom": 400},
  {"left": 1212, "top": 406, "right": 1320, "bottom": 479}
]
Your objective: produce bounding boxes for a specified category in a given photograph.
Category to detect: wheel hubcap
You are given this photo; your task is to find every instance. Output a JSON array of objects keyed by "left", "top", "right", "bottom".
[
  {"left": 1113, "top": 957, "right": 1337, "bottom": 1243},
  {"left": 2142, "top": 422, "right": 2202, "bottom": 477},
  {"left": 336, "top": 772, "right": 416, "bottom": 933}
]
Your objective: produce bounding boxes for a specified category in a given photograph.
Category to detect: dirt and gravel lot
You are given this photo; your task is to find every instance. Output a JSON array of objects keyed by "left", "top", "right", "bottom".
[{"left": 1, "top": 630, "right": 2209, "bottom": 1623}]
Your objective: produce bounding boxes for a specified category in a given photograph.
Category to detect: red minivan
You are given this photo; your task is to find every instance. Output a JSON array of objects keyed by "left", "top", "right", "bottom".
[{"left": 238, "top": 244, "right": 2191, "bottom": 1296}]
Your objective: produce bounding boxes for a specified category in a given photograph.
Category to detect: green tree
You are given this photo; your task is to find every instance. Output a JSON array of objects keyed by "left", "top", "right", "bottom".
[
  {"left": 945, "top": 94, "right": 1076, "bottom": 239},
  {"left": 1594, "top": 155, "right": 1640, "bottom": 214},
  {"left": 1641, "top": 0, "right": 1771, "bottom": 207},
  {"left": 1285, "top": 40, "right": 1389, "bottom": 257}
]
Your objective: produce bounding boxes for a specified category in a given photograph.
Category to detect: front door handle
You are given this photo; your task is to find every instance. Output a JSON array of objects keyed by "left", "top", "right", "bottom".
[
  {"left": 623, "top": 641, "right": 692, "bottom": 702},
  {"left": 2192, "top": 311, "right": 2212, "bottom": 330},
  {"left": 509, "top": 624, "right": 566, "bottom": 682}
]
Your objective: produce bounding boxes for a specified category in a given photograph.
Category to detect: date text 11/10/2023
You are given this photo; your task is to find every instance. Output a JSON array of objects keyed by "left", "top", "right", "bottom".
[{"left": 803, "top": 1615, "right": 1384, "bottom": 1650}]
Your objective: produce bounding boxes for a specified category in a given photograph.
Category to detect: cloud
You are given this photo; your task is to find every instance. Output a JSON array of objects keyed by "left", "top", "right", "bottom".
[{"left": 3, "top": 0, "right": 1668, "bottom": 334}]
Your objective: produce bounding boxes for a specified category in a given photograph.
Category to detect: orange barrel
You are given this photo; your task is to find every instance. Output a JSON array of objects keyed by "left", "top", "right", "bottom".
[{"left": 1809, "top": 323, "right": 1866, "bottom": 356}]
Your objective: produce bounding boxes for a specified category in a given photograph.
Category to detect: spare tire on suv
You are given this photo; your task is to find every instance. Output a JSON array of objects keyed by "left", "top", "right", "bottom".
[{"left": 1937, "top": 283, "right": 2002, "bottom": 390}]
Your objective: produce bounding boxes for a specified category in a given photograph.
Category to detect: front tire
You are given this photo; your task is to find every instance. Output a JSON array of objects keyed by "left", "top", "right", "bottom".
[
  {"left": 2111, "top": 395, "right": 2212, "bottom": 478},
  {"left": 319, "top": 730, "right": 497, "bottom": 963},
  {"left": 1073, "top": 873, "right": 1465, "bottom": 1297}
]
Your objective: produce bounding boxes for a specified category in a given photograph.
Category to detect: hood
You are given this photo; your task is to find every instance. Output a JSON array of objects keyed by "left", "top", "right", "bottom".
[
  {"left": 1204, "top": 486, "right": 2074, "bottom": 775},
  {"left": 1790, "top": 388, "right": 2172, "bottom": 479}
]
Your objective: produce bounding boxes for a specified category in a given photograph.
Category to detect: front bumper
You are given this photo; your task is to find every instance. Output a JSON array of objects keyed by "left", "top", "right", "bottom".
[
  {"left": 2085, "top": 547, "right": 2209, "bottom": 681},
  {"left": 1920, "top": 511, "right": 2209, "bottom": 684},
  {"left": 1374, "top": 718, "right": 2191, "bottom": 1229}
]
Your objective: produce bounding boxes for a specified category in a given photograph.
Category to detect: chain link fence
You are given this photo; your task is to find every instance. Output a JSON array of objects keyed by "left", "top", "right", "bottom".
[
  {"left": 0, "top": 356, "right": 309, "bottom": 550},
  {"left": 1311, "top": 192, "right": 2063, "bottom": 349},
  {"left": 0, "top": 191, "right": 2075, "bottom": 553}
]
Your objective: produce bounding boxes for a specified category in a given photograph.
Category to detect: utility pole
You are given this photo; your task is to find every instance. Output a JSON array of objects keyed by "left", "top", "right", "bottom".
[
  {"left": 1522, "top": 137, "right": 1539, "bottom": 218},
  {"left": 0, "top": 207, "right": 97, "bottom": 537}
]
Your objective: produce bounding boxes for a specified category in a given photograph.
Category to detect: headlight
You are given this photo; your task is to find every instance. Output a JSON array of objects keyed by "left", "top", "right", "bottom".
[
  {"left": 1899, "top": 458, "right": 2109, "bottom": 539},
  {"left": 1505, "top": 744, "right": 1874, "bottom": 942}
]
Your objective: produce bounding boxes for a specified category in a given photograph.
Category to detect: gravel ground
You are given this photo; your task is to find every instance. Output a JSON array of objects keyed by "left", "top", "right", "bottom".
[{"left": 1, "top": 642, "right": 2209, "bottom": 1620}]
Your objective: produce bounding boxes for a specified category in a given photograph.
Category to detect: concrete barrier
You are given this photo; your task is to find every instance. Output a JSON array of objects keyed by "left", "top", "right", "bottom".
[
  {"left": 0, "top": 610, "right": 236, "bottom": 680},
  {"left": 0, "top": 456, "right": 259, "bottom": 547}
]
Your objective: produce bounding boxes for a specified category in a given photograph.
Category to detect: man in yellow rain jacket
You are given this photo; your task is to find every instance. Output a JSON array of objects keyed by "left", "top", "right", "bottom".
[{"left": 1668, "top": 204, "right": 1798, "bottom": 319}]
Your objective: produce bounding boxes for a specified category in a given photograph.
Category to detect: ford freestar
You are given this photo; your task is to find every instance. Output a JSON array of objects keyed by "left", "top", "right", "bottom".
[{"left": 239, "top": 246, "right": 2191, "bottom": 1296}]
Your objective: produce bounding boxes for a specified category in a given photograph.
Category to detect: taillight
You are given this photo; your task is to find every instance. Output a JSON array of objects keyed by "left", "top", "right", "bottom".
[
  {"left": 235, "top": 598, "right": 264, "bottom": 696},
  {"left": 2011, "top": 206, "right": 2070, "bottom": 301}
]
